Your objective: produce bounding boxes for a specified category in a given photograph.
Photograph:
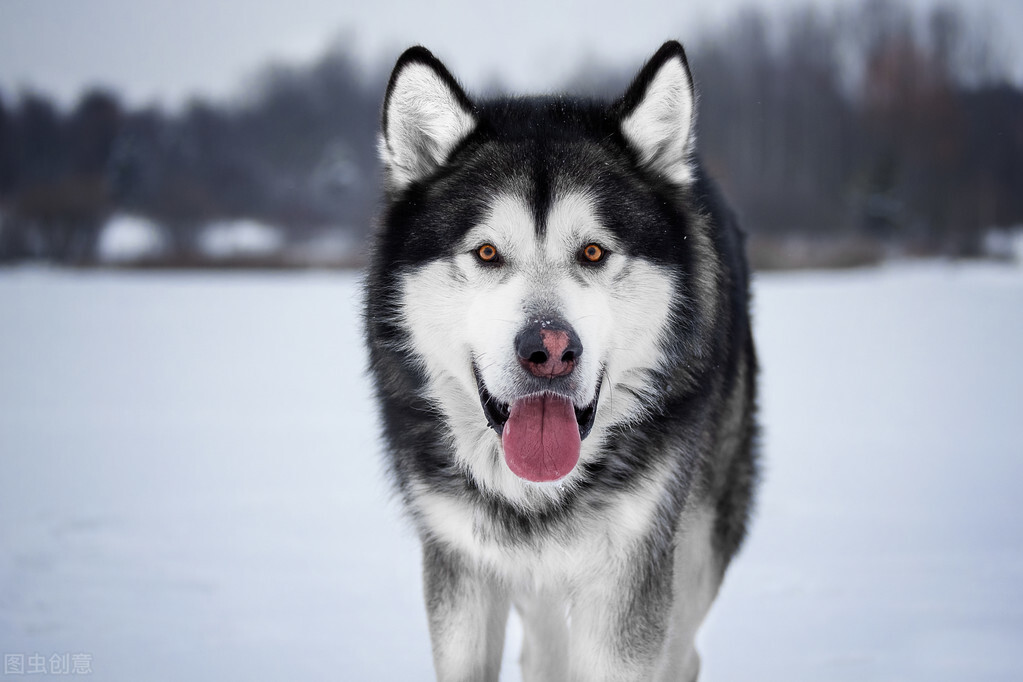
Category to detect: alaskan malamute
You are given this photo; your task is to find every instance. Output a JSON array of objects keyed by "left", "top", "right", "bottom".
[{"left": 364, "top": 41, "right": 758, "bottom": 681}]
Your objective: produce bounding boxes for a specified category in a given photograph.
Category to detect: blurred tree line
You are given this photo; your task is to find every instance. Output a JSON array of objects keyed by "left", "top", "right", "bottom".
[
  {"left": 691, "top": 0, "right": 1023, "bottom": 264},
  {"left": 0, "top": 47, "right": 385, "bottom": 264},
  {"left": 0, "top": 0, "right": 1020, "bottom": 267}
]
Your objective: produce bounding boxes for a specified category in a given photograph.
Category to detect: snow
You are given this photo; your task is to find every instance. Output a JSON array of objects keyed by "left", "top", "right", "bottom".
[
  {"left": 197, "top": 219, "right": 283, "bottom": 259},
  {"left": 95, "top": 214, "right": 167, "bottom": 263},
  {"left": 983, "top": 227, "right": 1023, "bottom": 264},
  {"left": 284, "top": 229, "right": 363, "bottom": 267},
  {"left": 1, "top": 262, "right": 1021, "bottom": 681}
]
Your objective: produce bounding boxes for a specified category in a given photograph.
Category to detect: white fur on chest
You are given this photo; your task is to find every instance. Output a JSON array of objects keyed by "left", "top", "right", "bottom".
[{"left": 411, "top": 455, "right": 676, "bottom": 588}]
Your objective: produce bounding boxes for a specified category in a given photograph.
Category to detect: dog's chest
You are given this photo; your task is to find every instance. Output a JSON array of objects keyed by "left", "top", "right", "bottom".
[{"left": 413, "top": 477, "right": 669, "bottom": 583}]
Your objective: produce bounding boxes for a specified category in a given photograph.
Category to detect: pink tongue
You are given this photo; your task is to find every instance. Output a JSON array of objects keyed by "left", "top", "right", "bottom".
[{"left": 502, "top": 394, "right": 580, "bottom": 482}]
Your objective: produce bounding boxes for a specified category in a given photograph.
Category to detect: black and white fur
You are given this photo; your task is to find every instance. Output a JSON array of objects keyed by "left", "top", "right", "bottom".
[{"left": 364, "top": 41, "right": 758, "bottom": 682}]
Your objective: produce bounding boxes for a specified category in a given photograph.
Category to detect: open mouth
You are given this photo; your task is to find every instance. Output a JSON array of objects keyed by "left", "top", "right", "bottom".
[
  {"left": 473, "top": 362, "right": 602, "bottom": 483},
  {"left": 473, "top": 363, "right": 602, "bottom": 441}
]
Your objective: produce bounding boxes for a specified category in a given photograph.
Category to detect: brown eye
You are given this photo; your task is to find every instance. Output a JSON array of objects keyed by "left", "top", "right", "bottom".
[
  {"left": 581, "top": 243, "right": 605, "bottom": 263},
  {"left": 476, "top": 244, "right": 499, "bottom": 262}
]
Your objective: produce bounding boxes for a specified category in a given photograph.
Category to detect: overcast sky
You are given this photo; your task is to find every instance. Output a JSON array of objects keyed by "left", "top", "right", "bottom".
[{"left": 1, "top": 0, "right": 1020, "bottom": 109}]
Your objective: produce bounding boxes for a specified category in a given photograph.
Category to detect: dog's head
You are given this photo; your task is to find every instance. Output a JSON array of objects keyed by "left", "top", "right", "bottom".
[{"left": 372, "top": 42, "right": 711, "bottom": 495}]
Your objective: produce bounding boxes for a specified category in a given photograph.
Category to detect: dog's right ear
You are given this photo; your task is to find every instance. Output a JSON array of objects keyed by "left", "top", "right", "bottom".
[{"left": 381, "top": 47, "right": 477, "bottom": 191}]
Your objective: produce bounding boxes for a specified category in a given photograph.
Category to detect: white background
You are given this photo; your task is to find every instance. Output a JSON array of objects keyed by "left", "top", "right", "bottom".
[
  {"left": 0, "top": 0, "right": 1021, "bottom": 109},
  {"left": 1, "top": 262, "right": 1021, "bottom": 680}
]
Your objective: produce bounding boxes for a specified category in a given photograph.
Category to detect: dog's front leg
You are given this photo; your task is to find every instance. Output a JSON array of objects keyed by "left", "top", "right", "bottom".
[
  {"left": 567, "top": 546, "right": 674, "bottom": 682},
  {"left": 422, "top": 540, "right": 509, "bottom": 682},
  {"left": 515, "top": 588, "right": 570, "bottom": 682}
]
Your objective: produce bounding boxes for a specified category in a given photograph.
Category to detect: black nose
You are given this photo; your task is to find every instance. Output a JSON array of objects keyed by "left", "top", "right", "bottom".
[{"left": 514, "top": 318, "right": 582, "bottom": 378}]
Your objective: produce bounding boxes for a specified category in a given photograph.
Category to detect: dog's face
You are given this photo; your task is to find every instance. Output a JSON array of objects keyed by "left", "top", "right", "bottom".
[{"left": 377, "top": 44, "right": 701, "bottom": 495}]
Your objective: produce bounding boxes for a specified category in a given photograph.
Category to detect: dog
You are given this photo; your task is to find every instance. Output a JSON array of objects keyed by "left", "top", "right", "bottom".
[{"left": 363, "top": 41, "right": 758, "bottom": 682}]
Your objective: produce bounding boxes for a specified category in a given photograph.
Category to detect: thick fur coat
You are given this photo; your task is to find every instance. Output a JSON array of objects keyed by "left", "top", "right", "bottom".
[{"left": 364, "top": 41, "right": 758, "bottom": 682}]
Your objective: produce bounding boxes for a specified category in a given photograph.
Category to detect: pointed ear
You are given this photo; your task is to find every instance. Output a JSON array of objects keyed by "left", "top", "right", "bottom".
[
  {"left": 617, "top": 41, "right": 697, "bottom": 185},
  {"left": 380, "top": 47, "right": 477, "bottom": 191}
]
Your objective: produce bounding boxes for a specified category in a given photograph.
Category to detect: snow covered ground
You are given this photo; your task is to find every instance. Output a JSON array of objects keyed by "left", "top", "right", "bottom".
[{"left": 1, "top": 263, "right": 1021, "bottom": 681}]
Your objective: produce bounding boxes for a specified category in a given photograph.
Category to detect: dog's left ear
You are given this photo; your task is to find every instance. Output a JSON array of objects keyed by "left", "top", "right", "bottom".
[
  {"left": 381, "top": 46, "right": 477, "bottom": 191},
  {"left": 617, "top": 41, "right": 696, "bottom": 185}
]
